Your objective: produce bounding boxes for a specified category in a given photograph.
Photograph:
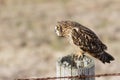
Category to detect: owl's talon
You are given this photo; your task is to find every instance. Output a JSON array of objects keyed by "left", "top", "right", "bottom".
[{"left": 76, "top": 54, "right": 83, "bottom": 60}]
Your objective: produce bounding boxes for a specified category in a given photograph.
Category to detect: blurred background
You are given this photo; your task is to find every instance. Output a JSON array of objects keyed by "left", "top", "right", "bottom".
[{"left": 0, "top": 0, "right": 120, "bottom": 80}]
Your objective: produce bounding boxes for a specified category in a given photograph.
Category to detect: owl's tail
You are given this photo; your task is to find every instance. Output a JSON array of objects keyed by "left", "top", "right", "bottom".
[{"left": 95, "top": 51, "right": 114, "bottom": 63}]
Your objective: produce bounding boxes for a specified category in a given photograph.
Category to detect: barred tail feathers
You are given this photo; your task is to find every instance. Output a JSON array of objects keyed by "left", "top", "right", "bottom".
[{"left": 94, "top": 51, "right": 114, "bottom": 63}]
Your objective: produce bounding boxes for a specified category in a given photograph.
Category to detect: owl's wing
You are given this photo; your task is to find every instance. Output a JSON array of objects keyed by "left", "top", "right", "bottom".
[{"left": 71, "top": 28, "right": 107, "bottom": 53}]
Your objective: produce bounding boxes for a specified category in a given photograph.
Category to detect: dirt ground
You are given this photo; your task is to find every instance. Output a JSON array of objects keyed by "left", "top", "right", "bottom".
[{"left": 0, "top": 0, "right": 120, "bottom": 80}]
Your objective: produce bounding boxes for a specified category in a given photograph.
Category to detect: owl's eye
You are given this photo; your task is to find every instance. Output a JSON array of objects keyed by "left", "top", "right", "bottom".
[
  {"left": 55, "top": 25, "right": 61, "bottom": 30},
  {"left": 56, "top": 26, "right": 60, "bottom": 30}
]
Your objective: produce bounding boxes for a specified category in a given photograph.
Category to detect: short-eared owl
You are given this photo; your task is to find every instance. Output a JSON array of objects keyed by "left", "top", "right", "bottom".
[{"left": 55, "top": 20, "right": 114, "bottom": 63}]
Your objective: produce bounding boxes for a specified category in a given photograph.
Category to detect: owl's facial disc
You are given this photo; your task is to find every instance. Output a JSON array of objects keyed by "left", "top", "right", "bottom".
[{"left": 55, "top": 25, "right": 63, "bottom": 37}]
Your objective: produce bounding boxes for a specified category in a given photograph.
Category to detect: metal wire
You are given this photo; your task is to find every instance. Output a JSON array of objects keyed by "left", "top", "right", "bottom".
[{"left": 16, "top": 73, "right": 120, "bottom": 80}]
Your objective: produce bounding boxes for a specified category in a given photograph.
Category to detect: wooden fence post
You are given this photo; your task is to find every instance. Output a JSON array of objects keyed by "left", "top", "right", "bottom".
[{"left": 56, "top": 54, "right": 95, "bottom": 80}]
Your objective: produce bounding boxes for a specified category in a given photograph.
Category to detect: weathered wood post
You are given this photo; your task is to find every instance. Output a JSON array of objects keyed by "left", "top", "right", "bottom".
[{"left": 56, "top": 54, "right": 95, "bottom": 80}]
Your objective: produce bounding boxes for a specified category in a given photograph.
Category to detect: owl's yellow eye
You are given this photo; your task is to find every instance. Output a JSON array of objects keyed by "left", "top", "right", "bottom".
[
  {"left": 57, "top": 26, "right": 60, "bottom": 30},
  {"left": 55, "top": 25, "right": 62, "bottom": 31},
  {"left": 55, "top": 25, "right": 62, "bottom": 33}
]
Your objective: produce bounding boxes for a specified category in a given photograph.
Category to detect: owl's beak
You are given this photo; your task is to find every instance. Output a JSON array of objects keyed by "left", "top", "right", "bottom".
[
  {"left": 54, "top": 26, "right": 61, "bottom": 36},
  {"left": 55, "top": 31, "right": 64, "bottom": 37}
]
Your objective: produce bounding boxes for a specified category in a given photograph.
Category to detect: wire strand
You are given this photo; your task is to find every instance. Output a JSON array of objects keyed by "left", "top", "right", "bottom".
[{"left": 16, "top": 73, "right": 120, "bottom": 80}]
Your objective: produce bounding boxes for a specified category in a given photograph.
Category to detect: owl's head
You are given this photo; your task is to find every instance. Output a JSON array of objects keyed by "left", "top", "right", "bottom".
[{"left": 55, "top": 21, "right": 74, "bottom": 37}]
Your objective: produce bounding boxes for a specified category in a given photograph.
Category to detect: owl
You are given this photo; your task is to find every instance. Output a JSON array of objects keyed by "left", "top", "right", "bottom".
[{"left": 55, "top": 20, "right": 114, "bottom": 63}]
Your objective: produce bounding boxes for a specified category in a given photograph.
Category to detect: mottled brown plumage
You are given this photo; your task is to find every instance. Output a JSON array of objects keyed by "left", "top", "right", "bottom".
[{"left": 55, "top": 20, "right": 114, "bottom": 63}]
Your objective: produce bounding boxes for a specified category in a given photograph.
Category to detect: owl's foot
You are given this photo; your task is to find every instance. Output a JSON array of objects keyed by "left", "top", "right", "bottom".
[
  {"left": 80, "top": 54, "right": 85, "bottom": 60},
  {"left": 76, "top": 54, "right": 85, "bottom": 60}
]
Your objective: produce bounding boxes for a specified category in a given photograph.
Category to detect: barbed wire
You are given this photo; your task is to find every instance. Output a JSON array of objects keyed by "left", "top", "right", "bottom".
[{"left": 16, "top": 73, "right": 120, "bottom": 80}]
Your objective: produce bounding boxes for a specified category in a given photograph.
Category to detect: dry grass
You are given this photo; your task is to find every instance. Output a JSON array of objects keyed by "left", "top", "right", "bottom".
[{"left": 0, "top": 0, "right": 119, "bottom": 80}]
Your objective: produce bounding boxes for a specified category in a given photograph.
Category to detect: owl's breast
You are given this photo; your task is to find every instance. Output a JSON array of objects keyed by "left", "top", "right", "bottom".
[
  {"left": 66, "top": 35, "right": 84, "bottom": 53},
  {"left": 67, "top": 34, "right": 74, "bottom": 45}
]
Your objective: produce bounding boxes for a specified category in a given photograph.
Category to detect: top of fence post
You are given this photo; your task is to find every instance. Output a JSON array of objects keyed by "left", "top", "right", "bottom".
[{"left": 56, "top": 54, "right": 95, "bottom": 80}]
